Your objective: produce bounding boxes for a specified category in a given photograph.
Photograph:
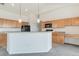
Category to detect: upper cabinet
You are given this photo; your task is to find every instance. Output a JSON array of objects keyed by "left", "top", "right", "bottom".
[
  {"left": 64, "top": 19, "right": 72, "bottom": 26},
  {"left": 3, "top": 20, "right": 15, "bottom": 27},
  {"left": 40, "top": 17, "right": 79, "bottom": 31},
  {"left": 0, "top": 18, "right": 29, "bottom": 28},
  {"left": 52, "top": 20, "right": 65, "bottom": 28},
  {"left": 0, "top": 19, "right": 3, "bottom": 27},
  {"left": 40, "top": 21, "right": 52, "bottom": 28},
  {"left": 40, "top": 20, "right": 65, "bottom": 29},
  {"left": 40, "top": 21, "right": 53, "bottom": 31},
  {"left": 72, "top": 17, "right": 79, "bottom": 26},
  {"left": 11, "top": 21, "right": 18, "bottom": 28}
]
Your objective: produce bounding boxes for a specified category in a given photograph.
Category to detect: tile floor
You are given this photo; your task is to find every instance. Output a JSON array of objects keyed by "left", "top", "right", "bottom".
[{"left": 0, "top": 44, "right": 79, "bottom": 56}]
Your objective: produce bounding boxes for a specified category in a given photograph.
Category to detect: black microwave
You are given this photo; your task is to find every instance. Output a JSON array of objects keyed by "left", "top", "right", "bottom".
[
  {"left": 21, "top": 25, "right": 30, "bottom": 32},
  {"left": 45, "top": 23, "right": 52, "bottom": 28}
]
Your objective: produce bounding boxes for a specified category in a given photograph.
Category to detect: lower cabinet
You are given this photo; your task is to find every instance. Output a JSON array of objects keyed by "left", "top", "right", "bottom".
[
  {"left": 65, "top": 38, "right": 79, "bottom": 45},
  {"left": 52, "top": 32, "right": 65, "bottom": 44},
  {"left": 65, "top": 34, "right": 79, "bottom": 45},
  {"left": 0, "top": 33, "right": 7, "bottom": 47}
]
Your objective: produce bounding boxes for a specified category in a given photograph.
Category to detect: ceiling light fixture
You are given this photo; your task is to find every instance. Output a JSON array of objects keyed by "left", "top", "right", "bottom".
[
  {"left": 11, "top": 3, "right": 15, "bottom": 7},
  {"left": 37, "top": 3, "right": 40, "bottom": 23},
  {"left": 37, "top": 14, "right": 40, "bottom": 23},
  {"left": 25, "top": 9, "right": 28, "bottom": 12},
  {"left": 18, "top": 3, "right": 22, "bottom": 23},
  {"left": 18, "top": 19, "right": 22, "bottom": 23}
]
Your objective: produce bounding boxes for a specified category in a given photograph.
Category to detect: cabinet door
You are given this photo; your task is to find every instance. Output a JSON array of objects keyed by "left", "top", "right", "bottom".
[
  {"left": 72, "top": 18, "right": 79, "bottom": 25},
  {"left": 3, "top": 20, "right": 11, "bottom": 27},
  {"left": 53, "top": 32, "right": 64, "bottom": 44},
  {"left": 2, "top": 33, "right": 7, "bottom": 47},
  {"left": 57, "top": 33, "right": 64, "bottom": 44},
  {"left": 3, "top": 20, "right": 19, "bottom": 28},
  {"left": 0, "top": 20, "right": 3, "bottom": 27},
  {"left": 52, "top": 32, "right": 57, "bottom": 43},
  {"left": 64, "top": 19, "right": 72, "bottom": 26},
  {"left": 10, "top": 21, "right": 17, "bottom": 28},
  {"left": 15, "top": 20, "right": 22, "bottom": 28},
  {"left": 0, "top": 33, "right": 7, "bottom": 47},
  {"left": 3, "top": 20, "right": 6, "bottom": 27},
  {"left": 40, "top": 22, "right": 45, "bottom": 29},
  {"left": 0, "top": 33, "right": 3, "bottom": 45},
  {"left": 52, "top": 20, "right": 58, "bottom": 28},
  {"left": 53, "top": 20, "right": 64, "bottom": 28}
]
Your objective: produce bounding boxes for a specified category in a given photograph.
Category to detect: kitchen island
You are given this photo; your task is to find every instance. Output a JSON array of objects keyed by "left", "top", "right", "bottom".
[{"left": 7, "top": 32, "right": 52, "bottom": 54}]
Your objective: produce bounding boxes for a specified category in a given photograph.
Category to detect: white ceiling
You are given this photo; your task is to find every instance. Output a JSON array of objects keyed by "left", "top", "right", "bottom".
[{"left": 0, "top": 3, "right": 79, "bottom": 17}]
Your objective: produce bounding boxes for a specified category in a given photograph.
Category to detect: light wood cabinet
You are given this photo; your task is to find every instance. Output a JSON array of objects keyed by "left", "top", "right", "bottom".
[
  {"left": 3, "top": 20, "right": 12, "bottom": 27},
  {"left": 64, "top": 17, "right": 79, "bottom": 26},
  {"left": 63, "top": 17, "right": 79, "bottom": 26},
  {"left": 72, "top": 17, "right": 79, "bottom": 25},
  {"left": 0, "top": 33, "right": 7, "bottom": 47},
  {"left": 52, "top": 20, "right": 64, "bottom": 28},
  {"left": 10, "top": 20, "right": 17, "bottom": 28},
  {"left": 40, "top": 21, "right": 52, "bottom": 28},
  {"left": 16, "top": 22, "right": 21, "bottom": 28},
  {"left": 64, "top": 19, "right": 72, "bottom": 26},
  {"left": 52, "top": 32, "right": 64, "bottom": 44},
  {"left": 0, "top": 18, "right": 29, "bottom": 28},
  {"left": 40, "top": 17, "right": 79, "bottom": 31},
  {"left": 0, "top": 20, "right": 3, "bottom": 27},
  {"left": 40, "top": 20, "right": 65, "bottom": 31},
  {"left": 4, "top": 20, "right": 20, "bottom": 28}
]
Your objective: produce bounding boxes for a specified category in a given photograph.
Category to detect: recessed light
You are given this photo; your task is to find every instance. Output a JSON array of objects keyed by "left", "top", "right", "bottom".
[
  {"left": 25, "top": 9, "right": 28, "bottom": 12},
  {"left": 11, "top": 3, "right": 15, "bottom": 7}
]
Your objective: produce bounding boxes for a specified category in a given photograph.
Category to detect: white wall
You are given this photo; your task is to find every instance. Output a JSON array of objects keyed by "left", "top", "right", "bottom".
[{"left": 41, "top": 5, "right": 79, "bottom": 34}]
